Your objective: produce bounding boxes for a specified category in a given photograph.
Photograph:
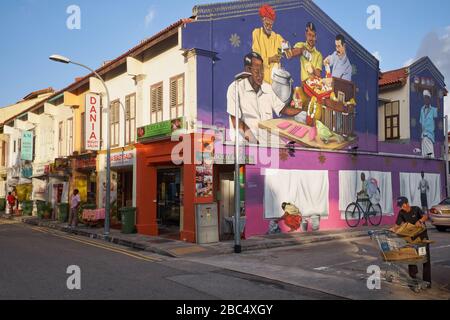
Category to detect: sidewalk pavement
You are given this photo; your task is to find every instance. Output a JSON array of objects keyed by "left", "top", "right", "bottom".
[{"left": 0, "top": 212, "right": 381, "bottom": 258}]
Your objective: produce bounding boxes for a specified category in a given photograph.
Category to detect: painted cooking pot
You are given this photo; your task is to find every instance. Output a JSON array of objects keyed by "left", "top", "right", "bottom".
[{"left": 272, "top": 68, "right": 293, "bottom": 104}]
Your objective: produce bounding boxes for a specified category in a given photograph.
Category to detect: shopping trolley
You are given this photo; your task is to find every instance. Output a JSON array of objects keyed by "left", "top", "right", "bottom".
[{"left": 368, "top": 229, "right": 430, "bottom": 293}]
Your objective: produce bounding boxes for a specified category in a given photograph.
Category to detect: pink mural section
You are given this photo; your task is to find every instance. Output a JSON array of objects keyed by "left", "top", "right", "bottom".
[{"left": 243, "top": 146, "right": 446, "bottom": 238}]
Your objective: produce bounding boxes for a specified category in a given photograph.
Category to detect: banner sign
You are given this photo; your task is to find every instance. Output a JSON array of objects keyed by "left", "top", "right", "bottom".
[
  {"left": 21, "top": 131, "right": 33, "bottom": 161},
  {"left": 137, "top": 117, "right": 184, "bottom": 141},
  {"left": 85, "top": 93, "right": 101, "bottom": 151},
  {"left": 111, "top": 150, "right": 135, "bottom": 168}
]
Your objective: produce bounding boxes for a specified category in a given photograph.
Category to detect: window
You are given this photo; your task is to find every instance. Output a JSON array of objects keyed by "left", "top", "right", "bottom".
[
  {"left": 125, "top": 94, "right": 136, "bottom": 145},
  {"left": 32, "top": 131, "right": 36, "bottom": 161},
  {"left": 385, "top": 101, "right": 400, "bottom": 140},
  {"left": 110, "top": 100, "right": 120, "bottom": 147},
  {"left": 58, "top": 121, "right": 64, "bottom": 156},
  {"left": 13, "top": 140, "right": 16, "bottom": 153},
  {"left": 18, "top": 138, "right": 21, "bottom": 154},
  {"left": 170, "top": 74, "right": 184, "bottom": 119},
  {"left": 150, "top": 83, "right": 163, "bottom": 124},
  {"left": 81, "top": 112, "right": 86, "bottom": 152},
  {"left": 1, "top": 141, "right": 6, "bottom": 166},
  {"left": 67, "top": 118, "right": 73, "bottom": 156}
]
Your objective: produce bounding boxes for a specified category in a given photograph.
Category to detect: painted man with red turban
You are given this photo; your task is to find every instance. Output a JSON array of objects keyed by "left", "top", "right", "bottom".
[{"left": 252, "top": 4, "right": 285, "bottom": 84}]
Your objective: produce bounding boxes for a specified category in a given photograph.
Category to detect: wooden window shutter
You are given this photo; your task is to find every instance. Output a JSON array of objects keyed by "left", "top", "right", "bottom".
[
  {"left": 177, "top": 77, "right": 184, "bottom": 105},
  {"left": 151, "top": 87, "right": 157, "bottom": 113},
  {"left": 157, "top": 85, "right": 163, "bottom": 112},
  {"left": 170, "top": 79, "right": 177, "bottom": 108}
]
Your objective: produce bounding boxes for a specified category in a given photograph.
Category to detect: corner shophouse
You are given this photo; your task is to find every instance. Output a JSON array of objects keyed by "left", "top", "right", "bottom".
[{"left": 177, "top": 0, "right": 447, "bottom": 241}]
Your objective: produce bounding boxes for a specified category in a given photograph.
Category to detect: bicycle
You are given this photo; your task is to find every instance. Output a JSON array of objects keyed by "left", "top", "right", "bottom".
[{"left": 345, "top": 196, "right": 383, "bottom": 228}]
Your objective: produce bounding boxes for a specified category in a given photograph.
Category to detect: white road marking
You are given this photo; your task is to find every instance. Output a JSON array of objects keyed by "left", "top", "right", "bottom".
[{"left": 434, "top": 244, "right": 450, "bottom": 250}]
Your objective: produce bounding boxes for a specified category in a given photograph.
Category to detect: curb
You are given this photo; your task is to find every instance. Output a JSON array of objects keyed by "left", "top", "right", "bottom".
[
  {"left": 3, "top": 214, "right": 372, "bottom": 257},
  {"left": 17, "top": 217, "right": 178, "bottom": 258},
  {"left": 209, "top": 230, "right": 370, "bottom": 254}
]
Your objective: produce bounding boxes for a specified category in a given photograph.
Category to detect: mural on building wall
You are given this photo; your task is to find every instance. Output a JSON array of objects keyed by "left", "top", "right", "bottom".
[
  {"left": 183, "top": 1, "right": 378, "bottom": 151},
  {"left": 409, "top": 70, "right": 445, "bottom": 158},
  {"left": 400, "top": 172, "right": 441, "bottom": 210},
  {"left": 339, "top": 171, "right": 393, "bottom": 218},
  {"left": 264, "top": 169, "right": 329, "bottom": 219}
]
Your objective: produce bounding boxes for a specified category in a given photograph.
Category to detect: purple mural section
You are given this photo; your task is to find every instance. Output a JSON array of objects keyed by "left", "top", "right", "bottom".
[
  {"left": 243, "top": 148, "right": 446, "bottom": 238},
  {"left": 183, "top": 0, "right": 380, "bottom": 153}
]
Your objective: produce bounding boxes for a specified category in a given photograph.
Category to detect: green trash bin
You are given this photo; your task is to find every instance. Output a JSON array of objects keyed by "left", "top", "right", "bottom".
[
  {"left": 36, "top": 200, "right": 47, "bottom": 219},
  {"left": 58, "top": 203, "right": 69, "bottom": 223},
  {"left": 21, "top": 200, "right": 33, "bottom": 216},
  {"left": 0, "top": 198, "right": 6, "bottom": 212},
  {"left": 120, "top": 207, "right": 136, "bottom": 234}
]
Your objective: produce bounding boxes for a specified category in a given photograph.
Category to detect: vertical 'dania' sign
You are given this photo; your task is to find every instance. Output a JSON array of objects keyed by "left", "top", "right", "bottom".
[{"left": 85, "top": 93, "right": 100, "bottom": 151}]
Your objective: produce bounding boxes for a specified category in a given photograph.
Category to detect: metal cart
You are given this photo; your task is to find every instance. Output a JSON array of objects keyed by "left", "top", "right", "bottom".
[{"left": 368, "top": 230, "right": 430, "bottom": 293}]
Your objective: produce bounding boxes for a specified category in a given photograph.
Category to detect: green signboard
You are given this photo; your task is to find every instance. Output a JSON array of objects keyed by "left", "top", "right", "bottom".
[
  {"left": 137, "top": 118, "right": 184, "bottom": 141},
  {"left": 21, "top": 131, "right": 33, "bottom": 161}
]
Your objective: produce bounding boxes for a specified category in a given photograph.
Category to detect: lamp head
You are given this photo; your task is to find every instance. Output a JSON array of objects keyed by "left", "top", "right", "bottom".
[{"left": 49, "top": 54, "right": 71, "bottom": 64}]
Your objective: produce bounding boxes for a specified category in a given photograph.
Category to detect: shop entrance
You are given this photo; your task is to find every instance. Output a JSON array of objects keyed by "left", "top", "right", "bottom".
[
  {"left": 217, "top": 165, "right": 236, "bottom": 240},
  {"left": 157, "top": 167, "right": 181, "bottom": 238}
]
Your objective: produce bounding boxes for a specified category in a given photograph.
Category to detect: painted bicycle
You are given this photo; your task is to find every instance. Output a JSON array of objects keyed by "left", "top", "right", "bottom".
[{"left": 345, "top": 196, "right": 383, "bottom": 228}]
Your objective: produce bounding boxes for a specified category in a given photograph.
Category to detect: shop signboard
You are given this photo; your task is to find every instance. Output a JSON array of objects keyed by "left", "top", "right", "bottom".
[
  {"left": 111, "top": 150, "right": 135, "bottom": 168},
  {"left": 195, "top": 135, "right": 214, "bottom": 202},
  {"left": 74, "top": 156, "right": 97, "bottom": 170},
  {"left": 21, "top": 131, "right": 33, "bottom": 161},
  {"left": 21, "top": 164, "right": 33, "bottom": 179},
  {"left": 137, "top": 117, "right": 184, "bottom": 141},
  {"left": 32, "top": 163, "right": 50, "bottom": 177},
  {"left": 53, "top": 158, "right": 70, "bottom": 173},
  {"left": 85, "top": 93, "right": 101, "bottom": 151}
]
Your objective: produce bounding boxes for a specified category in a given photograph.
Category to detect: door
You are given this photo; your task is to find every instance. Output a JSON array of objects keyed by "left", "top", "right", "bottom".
[
  {"left": 157, "top": 168, "right": 181, "bottom": 228},
  {"left": 219, "top": 173, "right": 235, "bottom": 238}
]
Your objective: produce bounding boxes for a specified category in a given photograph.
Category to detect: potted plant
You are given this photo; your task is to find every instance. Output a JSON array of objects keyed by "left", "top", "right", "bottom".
[{"left": 43, "top": 203, "right": 53, "bottom": 220}]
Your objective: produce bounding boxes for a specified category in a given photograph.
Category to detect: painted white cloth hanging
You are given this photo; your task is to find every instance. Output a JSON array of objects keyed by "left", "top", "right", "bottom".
[
  {"left": 264, "top": 169, "right": 329, "bottom": 218},
  {"left": 399, "top": 173, "right": 441, "bottom": 208},
  {"left": 339, "top": 171, "right": 394, "bottom": 216}
]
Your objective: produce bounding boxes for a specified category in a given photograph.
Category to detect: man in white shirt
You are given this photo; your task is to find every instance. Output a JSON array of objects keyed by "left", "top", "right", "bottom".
[
  {"left": 227, "top": 52, "right": 302, "bottom": 145},
  {"left": 420, "top": 90, "right": 438, "bottom": 158},
  {"left": 418, "top": 171, "right": 430, "bottom": 213}
]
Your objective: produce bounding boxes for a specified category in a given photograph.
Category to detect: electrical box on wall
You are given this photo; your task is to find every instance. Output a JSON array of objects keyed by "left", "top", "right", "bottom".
[{"left": 196, "top": 203, "right": 219, "bottom": 244}]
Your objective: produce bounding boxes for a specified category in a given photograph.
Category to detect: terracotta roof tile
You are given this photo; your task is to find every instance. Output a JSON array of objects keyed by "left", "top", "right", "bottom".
[
  {"left": 379, "top": 68, "right": 408, "bottom": 89},
  {"left": 22, "top": 87, "right": 55, "bottom": 101}
]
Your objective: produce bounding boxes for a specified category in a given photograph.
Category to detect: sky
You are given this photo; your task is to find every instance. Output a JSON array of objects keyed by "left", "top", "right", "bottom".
[{"left": 0, "top": 0, "right": 449, "bottom": 113}]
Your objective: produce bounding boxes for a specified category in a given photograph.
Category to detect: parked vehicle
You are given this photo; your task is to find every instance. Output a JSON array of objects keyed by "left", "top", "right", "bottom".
[{"left": 430, "top": 199, "right": 450, "bottom": 232}]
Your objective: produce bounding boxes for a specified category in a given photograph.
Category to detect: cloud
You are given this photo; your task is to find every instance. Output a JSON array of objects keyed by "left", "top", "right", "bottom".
[
  {"left": 144, "top": 8, "right": 156, "bottom": 27},
  {"left": 372, "top": 51, "right": 382, "bottom": 63},
  {"left": 415, "top": 26, "right": 450, "bottom": 118},
  {"left": 403, "top": 57, "right": 415, "bottom": 67}
]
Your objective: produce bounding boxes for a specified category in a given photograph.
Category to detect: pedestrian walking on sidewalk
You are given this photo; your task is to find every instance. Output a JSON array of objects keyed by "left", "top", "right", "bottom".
[
  {"left": 69, "top": 189, "right": 81, "bottom": 228},
  {"left": 7, "top": 192, "right": 15, "bottom": 216}
]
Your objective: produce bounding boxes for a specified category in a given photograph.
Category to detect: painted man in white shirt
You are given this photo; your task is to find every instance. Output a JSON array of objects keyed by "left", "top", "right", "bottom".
[
  {"left": 227, "top": 52, "right": 303, "bottom": 145},
  {"left": 420, "top": 90, "right": 438, "bottom": 158}
]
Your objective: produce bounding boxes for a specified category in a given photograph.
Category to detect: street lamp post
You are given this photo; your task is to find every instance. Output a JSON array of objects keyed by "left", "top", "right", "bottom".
[
  {"left": 50, "top": 54, "right": 112, "bottom": 236},
  {"left": 233, "top": 71, "right": 251, "bottom": 254}
]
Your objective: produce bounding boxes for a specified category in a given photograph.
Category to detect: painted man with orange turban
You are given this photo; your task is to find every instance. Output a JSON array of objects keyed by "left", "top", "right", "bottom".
[{"left": 252, "top": 4, "right": 285, "bottom": 84}]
